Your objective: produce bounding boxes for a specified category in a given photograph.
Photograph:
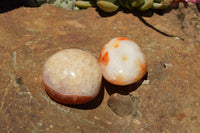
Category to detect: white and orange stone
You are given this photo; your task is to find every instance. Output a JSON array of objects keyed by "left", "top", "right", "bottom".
[{"left": 99, "top": 37, "right": 147, "bottom": 86}]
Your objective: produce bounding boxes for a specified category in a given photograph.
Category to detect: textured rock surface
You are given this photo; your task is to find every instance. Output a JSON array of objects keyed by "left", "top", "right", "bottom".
[
  {"left": 107, "top": 93, "right": 134, "bottom": 117},
  {"left": 0, "top": 3, "right": 200, "bottom": 133}
]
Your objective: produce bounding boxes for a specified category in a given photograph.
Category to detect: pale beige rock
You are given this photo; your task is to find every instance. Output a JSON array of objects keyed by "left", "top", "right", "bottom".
[{"left": 43, "top": 49, "right": 102, "bottom": 96}]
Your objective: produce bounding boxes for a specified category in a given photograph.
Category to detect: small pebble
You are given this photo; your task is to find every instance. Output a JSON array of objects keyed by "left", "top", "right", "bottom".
[
  {"left": 163, "top": 63, "right": 172, "bottom": 68},
  {"left": 107, "top": 93, "right": 133, "bottom": 117},
  {"left": 142, "top": 80, "right": 150, "bottom": 85}
]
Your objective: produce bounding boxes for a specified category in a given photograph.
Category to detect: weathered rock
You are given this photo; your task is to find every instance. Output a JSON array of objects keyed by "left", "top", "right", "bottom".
[
  {"left": 107, "top": 93, "right": 140, "bottom": 117},
  {"left": 0, "top": 3, "right": 200, "bottom": 133},
  {"left": 107, "top": 93, "right": 133, "bottom": 117}
]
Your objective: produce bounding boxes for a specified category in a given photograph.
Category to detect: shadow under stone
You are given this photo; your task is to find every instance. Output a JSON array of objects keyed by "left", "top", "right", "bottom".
[{"left": 104, "top": 72, "right": 148, "bottom": 96}]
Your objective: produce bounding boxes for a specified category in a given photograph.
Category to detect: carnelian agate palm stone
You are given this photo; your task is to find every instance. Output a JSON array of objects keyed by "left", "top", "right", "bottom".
[
  {"left": 99, "top": 37, "right": 147, "bottom": 86},
  {"left": 42, "top": 49, "right": 102, "bottom": 105}
]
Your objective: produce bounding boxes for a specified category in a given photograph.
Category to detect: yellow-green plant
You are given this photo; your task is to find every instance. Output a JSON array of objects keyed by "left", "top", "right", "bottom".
[{"left": 75, "top": 0, "right": 173, "bottom": 12}]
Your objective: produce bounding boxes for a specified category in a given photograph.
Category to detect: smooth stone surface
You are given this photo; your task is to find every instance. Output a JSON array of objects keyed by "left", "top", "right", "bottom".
[
  {"left": 99, "top": 37, "right": 147, "bottom": 85},
  {"left": 42, "top": 49, "right": 102, "bottom": 104}
]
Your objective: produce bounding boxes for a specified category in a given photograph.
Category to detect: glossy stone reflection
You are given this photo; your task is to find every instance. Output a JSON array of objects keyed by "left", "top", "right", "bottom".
[
  {"left": 99, "top": 37, "right": 147, "bottom": 86},
  {"left": 42, "top": 49, "right": 102, "bottom": 104}
]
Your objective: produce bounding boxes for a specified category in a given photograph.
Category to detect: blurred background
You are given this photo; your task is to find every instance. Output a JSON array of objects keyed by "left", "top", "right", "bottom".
[{"left": 0, "top": 0, "right": 48, "bottom": 12}]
